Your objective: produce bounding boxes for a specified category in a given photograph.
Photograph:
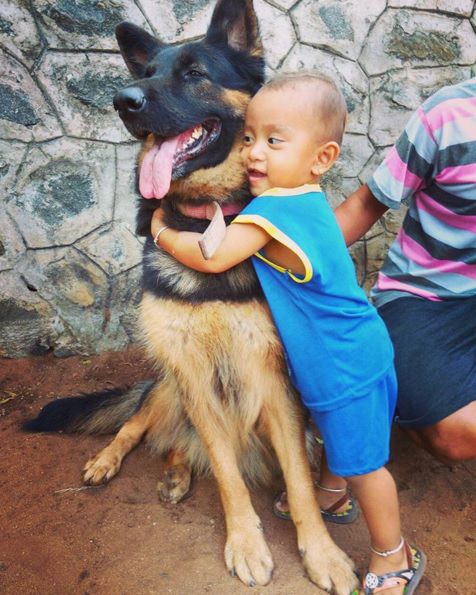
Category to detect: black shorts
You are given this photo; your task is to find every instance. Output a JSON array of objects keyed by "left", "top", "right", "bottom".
[{"left": 378, "top": 296, "right": 476, "bottom": 429}]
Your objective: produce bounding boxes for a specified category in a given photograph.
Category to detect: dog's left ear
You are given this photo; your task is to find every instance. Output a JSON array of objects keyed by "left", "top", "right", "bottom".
[{"left": 205, "top": 0, "right": 263, "bottom": 57}]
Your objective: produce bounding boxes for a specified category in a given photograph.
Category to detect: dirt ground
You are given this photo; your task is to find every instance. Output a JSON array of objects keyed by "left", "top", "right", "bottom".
[{"left": 0, "top": 346, "right": 474, "bottom": 595}]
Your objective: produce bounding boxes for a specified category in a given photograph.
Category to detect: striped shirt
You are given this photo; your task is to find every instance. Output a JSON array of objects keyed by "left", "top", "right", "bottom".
[{"left": 369, "top": 77, "right": 476, "bottom": 307}]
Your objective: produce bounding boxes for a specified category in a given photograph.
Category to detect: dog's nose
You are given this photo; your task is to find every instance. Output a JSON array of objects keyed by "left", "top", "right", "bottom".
[{"left": 113, "top": 87, "right": 146, "bottom": 113}]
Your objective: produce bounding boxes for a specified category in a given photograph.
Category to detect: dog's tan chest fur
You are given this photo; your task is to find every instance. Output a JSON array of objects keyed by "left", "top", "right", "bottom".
[{"left": 140, "top": 292, "right": 284, "bottom": 374}]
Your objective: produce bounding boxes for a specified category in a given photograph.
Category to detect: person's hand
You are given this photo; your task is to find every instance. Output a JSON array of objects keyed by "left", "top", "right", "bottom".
[{"left": 151, "top": 208, "right": 167, "bottom": 239}]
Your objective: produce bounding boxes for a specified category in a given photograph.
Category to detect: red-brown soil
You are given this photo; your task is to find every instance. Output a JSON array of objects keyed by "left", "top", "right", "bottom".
[{"left": 1, "top": 347, "right": 474, "bottom": 594}]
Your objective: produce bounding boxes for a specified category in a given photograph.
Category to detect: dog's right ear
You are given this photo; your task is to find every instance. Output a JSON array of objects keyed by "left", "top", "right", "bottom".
[
  {"left": 115, "top": 22, "right": 163, "bottom": 78},
  {"left": 205, "top": 0, "right": 262, "bottom": 57}
]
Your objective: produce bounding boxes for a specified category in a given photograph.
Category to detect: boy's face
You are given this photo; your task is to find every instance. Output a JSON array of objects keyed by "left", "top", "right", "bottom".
[{"left": 241, "top": 87, "right": 324, "bottom": 196}]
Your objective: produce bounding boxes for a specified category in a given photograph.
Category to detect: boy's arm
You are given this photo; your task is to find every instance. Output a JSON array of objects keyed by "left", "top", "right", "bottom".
[
  {"left": 151, "top": 208, "right": 270, "bottom": 273},
  {"left": 334, "top": 184, "right": 389, "bottom": 247}
]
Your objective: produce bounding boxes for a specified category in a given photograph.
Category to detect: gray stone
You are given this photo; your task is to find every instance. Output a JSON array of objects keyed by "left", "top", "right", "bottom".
[
  {"left": 292, "top": 0, "right": 386, "bottom": 61},
  {"left": 16, "top": 247, "right": 127, "bottom": 355},
  {"left": 114, "top": 144, "right": 142, "bottom": 231},
  {"left": 369, "top": 66, "right": 471, "bottom": 147},
  {"left": 389, "top": 0, "right": 437, "bottom": 8},
  {"left": 381, "top": 205, "right": 407, "bottom": 237},
  {"left": 0, "top": 141, "right": 27, "bottom": 202},
  {"left": 17, "top": 246, "right": 106, "bottom": 308},
  {"left": 358, "top": 146, "right": 391, "bottom": 186},
  {"left": 0, "top": 52, "right": 62, "bottom": 142},
  {"left": 255, "top": 0, "right": 296, "bottom": 70},
  {"left": 389, "top": 1, "right": 475, "bottom": 17},
  {"left": 34, "top": 0, "right": 149, "bottom": 50},
  {"left": 360, "top": 9, "right": 476, "bottom": 76},
  {"left": 336, "top": 134, "right": 374, "bottom": 179},
  {"left": 0, "top": 1, "right": 43, "bottom": 67},
  {"left": 281, "top": 45, "right": 370, "bottom": 135},
  {"left": 77, "top": 222, "right": 144, "bottom": 276},
  {"left": 140, "top": 0, "right": 215, "bottom": 43},
  {"left": 37, "top": 53, "right": 134, "bottom": 142},
  {"left": 348, "top": 240, "right": 367, "bottom": 287},
  {"left": 365, "top": 222, "right": 399, "bottom": 275},
  {"left": 8, "top": 139, "right": 115, "bottom": 248},
  {"left": 0, "top": 270, "right": 57, "bottom": 357},
  {"left": 0, "top": 212, "right": 26, "bottom": 273},
  {"left": 271, "top": 0, "right": 299, "bottom": 10},
  {"left": 321, "top": 175, "right": 361, "bottom": 210}
]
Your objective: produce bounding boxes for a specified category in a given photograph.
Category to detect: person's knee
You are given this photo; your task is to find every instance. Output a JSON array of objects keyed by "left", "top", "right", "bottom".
[
  {"left": 428, "top": 434, "right": 466, "bottom": 463},
  {"left": 408, "top": 421, "right": 476, "bottom": 463}
]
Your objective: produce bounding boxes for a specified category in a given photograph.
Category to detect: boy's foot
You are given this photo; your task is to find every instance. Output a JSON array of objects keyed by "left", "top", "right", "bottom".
[
  {"left": 356, "top": 542, "right": 426, "bottom": 595},
  {"left": 273, "top": 486, "right": 358, "bottom": 524}
]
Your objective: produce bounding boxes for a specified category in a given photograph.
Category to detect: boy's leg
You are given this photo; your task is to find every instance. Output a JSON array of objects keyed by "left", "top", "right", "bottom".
[
  {"left": 312, "top": 371, "right": 425, "bottom": 592},
  {"left": 347, "top": 468, "right": 426, "bottom": 595},
  {"left": 347, "top": 468, "right": 409, "bottom": 595},
  {"left": 317, "top": 450, "right": 348, "bottom": 509}
]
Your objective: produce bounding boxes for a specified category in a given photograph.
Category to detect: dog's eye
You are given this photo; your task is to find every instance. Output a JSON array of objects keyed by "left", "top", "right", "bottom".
[
  {"left": 144, "top": 66, "right": 155, "bottom": 78},
  {"left": 185, "top": 69, "right": 205, "bottom": 79}
]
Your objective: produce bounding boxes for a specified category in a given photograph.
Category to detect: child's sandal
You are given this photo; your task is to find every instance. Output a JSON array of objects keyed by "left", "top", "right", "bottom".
[
  {"left": 273, "top": 487, "right": 358, "bottom": 524},
  {"left": 359, "top": 543, "right": 426, "bottom": 594}
]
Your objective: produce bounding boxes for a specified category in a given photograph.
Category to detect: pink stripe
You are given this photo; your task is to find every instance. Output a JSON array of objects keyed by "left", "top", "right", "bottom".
[
  {"left": 436, "top": 162, "right": 476, "bottom": 185},
  {"left": 385, "top": 147, "right": 424, "bottom": 190},
  {"left": 376, "top": 273, "right": 441, "bottom": 301},
  {"left": 425, "top": 96, "right": 476, "bottom": 131},
  {"left": 417, "top": 107, "right": 436, "bottom": 142},
  {"left": 416, "top": 192, "right": 476, "bottom": 232},
  {"left": 399, "top": 229, "right": 476, "bottom": 280}
]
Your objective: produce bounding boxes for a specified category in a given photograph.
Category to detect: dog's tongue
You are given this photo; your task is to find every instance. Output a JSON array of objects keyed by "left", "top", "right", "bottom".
[{"left": 139, "top": 135, "right": 181, "bottom": 199}]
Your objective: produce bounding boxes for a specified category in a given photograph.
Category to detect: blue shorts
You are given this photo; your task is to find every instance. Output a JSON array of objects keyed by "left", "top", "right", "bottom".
[
  {"left": 310, "top": 368, "right": 397, "bottom": 477},
  {"left": 379, "top": 296, "right": 476, "bottom": 428}
]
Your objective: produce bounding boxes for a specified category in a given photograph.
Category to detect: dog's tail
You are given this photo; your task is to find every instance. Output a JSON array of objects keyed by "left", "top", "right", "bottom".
[{"left": 23, "top": 380, "right": 155, "bottom": 434}]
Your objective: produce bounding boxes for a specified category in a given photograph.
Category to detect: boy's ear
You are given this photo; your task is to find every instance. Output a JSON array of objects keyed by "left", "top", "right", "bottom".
[{"left": 311, "top": 142, "right": 340, "bottom": 176}]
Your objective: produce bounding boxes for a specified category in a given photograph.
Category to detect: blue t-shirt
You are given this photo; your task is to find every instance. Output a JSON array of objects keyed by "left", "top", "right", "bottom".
[{"left": 234, "top": 184, "right": 394, "bottom": 412}]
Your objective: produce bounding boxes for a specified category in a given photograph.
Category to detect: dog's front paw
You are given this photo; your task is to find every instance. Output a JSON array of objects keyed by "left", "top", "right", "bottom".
[
  {"left": 224, "top": 520, "right": 274, "bottom": 587},
  {"left": 83, "top": 450, "right": 121, "bottom": 485},
  {"left": 301, "top": 539, "right": 358, "bottom": 595},
  {"left": 157, "top": 463, "right": 192, "bottom": 503}
]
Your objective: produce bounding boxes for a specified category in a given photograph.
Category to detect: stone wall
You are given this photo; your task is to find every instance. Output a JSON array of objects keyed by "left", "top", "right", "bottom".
[{"left": 1, "top": 0, "right": 475, "bottom": 357}]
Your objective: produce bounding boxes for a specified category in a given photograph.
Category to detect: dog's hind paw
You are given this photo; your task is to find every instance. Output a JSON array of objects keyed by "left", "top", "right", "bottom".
[
  {"left": 302, "top": 541, "right": 358, "bottom": 595},
  {"left": 83, "top": 451, "right": 121, "bottom": 485},
  {"left": 224, "top": 522, "right": 274, "bottom": 587},
  {"left": 157, "top": 464, "right": 192, "bottom": 503}
]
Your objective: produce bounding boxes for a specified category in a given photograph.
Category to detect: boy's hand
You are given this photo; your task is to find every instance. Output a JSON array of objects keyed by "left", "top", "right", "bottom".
[{"left": 151, "top": 208, "right": 167, "bottom": 238}]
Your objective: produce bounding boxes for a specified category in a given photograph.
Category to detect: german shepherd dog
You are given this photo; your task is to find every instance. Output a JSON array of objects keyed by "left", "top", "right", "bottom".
[{"left": 25, "top": 1, "right": 357, "bottom": 592}]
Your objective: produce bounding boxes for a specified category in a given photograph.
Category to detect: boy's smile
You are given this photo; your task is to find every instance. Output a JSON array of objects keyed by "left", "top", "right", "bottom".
[{"left": 247, "top": 167, "right": 267, "bottom": 185}]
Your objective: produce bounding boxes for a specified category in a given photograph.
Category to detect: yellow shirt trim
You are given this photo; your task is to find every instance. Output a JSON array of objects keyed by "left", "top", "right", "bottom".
[
  {"left": 232, "top": 213, "right": 313, "bottom": 283},
  {"left": 259, "top": 183, "right": 322, "bottom": 197}
]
